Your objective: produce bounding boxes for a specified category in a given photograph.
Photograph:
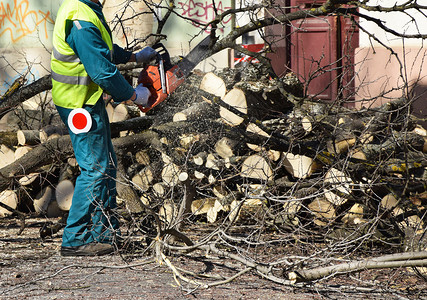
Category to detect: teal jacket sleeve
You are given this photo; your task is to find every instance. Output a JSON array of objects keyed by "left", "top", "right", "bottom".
[
  {"left": 65, "top": 20, "right": 134, "bottom": 102},
  {"left": 113, "top": 44, "right": 132, "bottom": 65}
]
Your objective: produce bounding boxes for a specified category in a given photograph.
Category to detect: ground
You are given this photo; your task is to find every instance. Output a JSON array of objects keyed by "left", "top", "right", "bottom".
[{"left": 1, "top": 217, "right": 427, "bottom": 299}]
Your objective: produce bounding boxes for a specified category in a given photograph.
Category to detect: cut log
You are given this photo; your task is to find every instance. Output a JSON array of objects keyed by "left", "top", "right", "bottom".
[
  {"left": 246, "top": 123, "right": 269, "bottom": 152},
  {"left": 55, "top": 179, "right": 74, "bottom": 211},
  {"left": 131, "top": 167, "right": 154, "bottom": 191},
  {"left": 0, "top": 190, "right": 18, "bottom": 217},
  {"left": 18, "top": 172, "right": 39, "bottom": 186},
  {"left": 328, "top": 137, "right": 356, "bottom": 155},
  {"left": 193, "top": 151, "right": 207, "bottom": 166},
  {"left": 116, "top": 156, "right": 144, "bottom": 213},
  {"left": 325, "top": 117, "right": 366, "bottom": 155},
  {"left": 207, "top": 206, "right": 219, "bottom": 223},
  {"left": 282, "top": 153, "right": 320, "bottom": 179},
  {"left": 0, "top": 144, "right": 15, "bottom": 168},
  {"left": 191, "top": 198, "right": 216, "bottom": 215},
  {"left": 208, "top": 153, "right": 246, "bottom": 170},
  {"left": 237, "top": 184, "right": 267, "bottom": 197},
  {"left": 220, "top": 81, "right": 292, "bottom": 127},
  {"left": 179, "top": 133, "right": 200, "bottom": 149},
  {"left": 246, "top": 123, "right": 281, "bottom": 160},
  {"left": 0, "top": 131, "right": 18, "bottom": 147},
  {"left": 220, "top": 88, "right": 247, "bottom": 126},
  {"left": 215, "top": 137, "right": 240, "bottom": 159},
  {"left": 229, "top": 198, "right": 264, "bottom": 223},
  {"left": 301, "top": 116, "right": 313, "bottom": 134},
  {"left": 0, "top": 111, "right": 13, "bottom": 124},
  {"left": 173, "top": 100, "right": 216, "bottom": 122},
  {"left": 111, "top": 103, "right": 141, "bottom": 123},
  {"left": 0, "top": 106, "right": 60, "bottom": 131},
  {"left": 212, "top": 184, "right": 229, "bottom": 200},
  {"left": 191, "top": 197, "right": 225, "bottom": 223},
  {"left": 341, "top": 203, "right": 364, "bottom": 225},
  {"left": 324, "top": 168, "right": 353, "bottom": 206},
  {"left": 199, "top": 72, "right": 227, "bottom": 98},
  {"left": 152, "top": 182, "right": 168, "bottom": 198},
  {"left": 208, "top": 173, "right": 216, "bottom": 184},
  {"left": 0, "top": 124, "right": 163, "bottom": 192},
  {"left": 381, "top": 194, "right": 400, "bottom": 211},
  {"left": 135, "top": 150, "right": 151, "bottom": 165},
  {"left": 350, "top": 132, "right": 426, "bottom": 161},
  {"left": 17, "top": 130, "right": 40, "bottom": 145},
  {"left": 241, "top": 154, "right": 273, "bottom": 181},
  {"left": 348, "top": 148, "right": 367, "bottom": 160},
  {"left": 178, "top": 171, "right": 189, "bottom": 182},
  {"left": 34, "top": 186, "right": 53, "bottom": 214},
  {"left": 67, "top": 157, "right": 79, "bottom": 168},
  {"left": 307, "top": 198, "right": 336, "bottom": 226},
  {"left": 161, "top": 162, "right": 181, "bottom": 186},
  {"left": 159, "top": 201, "right": 177, "bottom": 224},
  {"left": 380, "top": 194, "right": 422, "bottom": 228},
  {"left": 110, "top": 116, "right": 154, "bottom": 138},
  {"left": 281, "top": 200, "right": 302, "bottom": 226},
  {"left": 39, "top": 125, "right": 68, "bottom": 143},
  {"left": 112, "top": 103, "right": 131, "bottom": 122},
  {"left": 140, "top": 195, "right": 150, "bottom": 206},
  {"left": 14, "top": 146, "right": 32, "bottom": 160},
  {"left": 194, "top": 170, "right": 206, "bottom": 180},
  {"left": 413, "top": 124, "right": 427, "bottom": 137},
  {"left": 46, "top": 200, "right": 62, "bottom": 218},
  {"left": 106, "top": 102, "right": 115, "bottom": 122},
  {"left": 205, "top": 153, "right": 220, "bottom": 170}
]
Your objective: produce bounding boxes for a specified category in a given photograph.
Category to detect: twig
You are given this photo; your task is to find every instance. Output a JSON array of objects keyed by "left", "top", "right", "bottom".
[
  {"left": 289, "top": 251, "right": 427, "bottom": 283},
  {"left": 0, "top": 202, "right": 26, "bottom": 234}
]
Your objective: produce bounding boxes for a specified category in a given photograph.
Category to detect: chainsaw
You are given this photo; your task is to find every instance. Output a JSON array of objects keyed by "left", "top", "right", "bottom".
[{"left": 137, "top": 36, "right": 212, "bottom": 112}]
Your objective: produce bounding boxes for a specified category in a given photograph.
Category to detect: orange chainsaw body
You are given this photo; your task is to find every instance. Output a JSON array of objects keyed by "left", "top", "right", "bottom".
[
  {"left": 135, "top": 37, "right": 211, "bottom": 112},
  {"left": 137, "top": 64, "right": 185, "bottom": 112}
]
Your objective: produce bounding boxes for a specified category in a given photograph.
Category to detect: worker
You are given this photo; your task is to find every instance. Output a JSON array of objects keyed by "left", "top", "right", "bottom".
[{"left": 51, "top": 0, "right": 156, "bottom": 256}]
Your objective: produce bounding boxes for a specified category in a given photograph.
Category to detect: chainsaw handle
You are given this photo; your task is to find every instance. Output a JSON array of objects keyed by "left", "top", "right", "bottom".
[
  {"left": 138, "top": 86, "right": 167, "bottom": 113},
  {"left": 152, "top": 43, "right": 173, "bottom": 70}
]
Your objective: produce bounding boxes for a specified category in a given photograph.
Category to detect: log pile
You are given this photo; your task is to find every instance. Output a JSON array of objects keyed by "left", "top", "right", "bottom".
[
  {"left": 0, "top": 101, "right": 150, "bottom": 217},
  {"left": 0, "top": 64, "right": 426, "bottom": 251}
]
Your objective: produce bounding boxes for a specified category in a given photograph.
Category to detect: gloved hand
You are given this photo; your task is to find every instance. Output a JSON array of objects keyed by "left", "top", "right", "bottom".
[
  {"left": 133, "top": 84, "right": 151, "bottom": 107},
  {"left": 135, "top": 46, "right": 157, "bottom": 64}
]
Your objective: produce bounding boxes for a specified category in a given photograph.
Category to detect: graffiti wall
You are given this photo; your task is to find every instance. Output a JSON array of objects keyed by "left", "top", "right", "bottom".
[
  {"left": 0, "top": 0, "right": 57, "bottom": 47},
  {"left": 0, "top": 0, "right": 234, "bottom": 99},
  {"left": 0, "top": 0, "right": 61, "bottom": 97}
]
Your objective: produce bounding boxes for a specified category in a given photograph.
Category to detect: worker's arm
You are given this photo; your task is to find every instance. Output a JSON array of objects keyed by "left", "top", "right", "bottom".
[
  {"left": 113, "top": 43, "right": 157, "bottom": 65},
  {"left": 112, "top": 44, "right": 133, "bottom": 64},
  {"left": 66, "top": 20, "right": 135, "bottom": 102}
]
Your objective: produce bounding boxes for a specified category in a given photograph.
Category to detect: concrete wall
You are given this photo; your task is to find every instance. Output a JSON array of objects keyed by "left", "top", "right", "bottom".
[
  {"left": 355, "top": 0, "right": 427, "bottom": 124},
  {"left": 153, "top": 0, "right": 233, "bottom": 71},
  {"left": 103, "top": 1, "right": 155, "bottom": 48}
]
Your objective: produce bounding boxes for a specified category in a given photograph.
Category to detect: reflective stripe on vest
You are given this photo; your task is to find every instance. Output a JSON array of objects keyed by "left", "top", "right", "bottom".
[
  {"left": 51, "top": 70, "right": 91, "bottom": 86},
  {"left": 51, "top": 0, "right": 113, "bottom": 109},
  {"left": 52, "top": 47, "right": 80, "bottom": 63}
]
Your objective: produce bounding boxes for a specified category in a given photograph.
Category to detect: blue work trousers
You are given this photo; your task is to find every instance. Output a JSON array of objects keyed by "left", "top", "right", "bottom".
[{"left": 56, "top": 99, "right": 120, "bottom": 247}]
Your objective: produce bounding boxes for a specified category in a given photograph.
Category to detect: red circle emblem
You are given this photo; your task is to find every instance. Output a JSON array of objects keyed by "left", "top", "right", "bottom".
[
  {"left": 72, "top": 113, "right": 88, "bottom": 130},
  {"left": 67, "top": 108, "right": 92, "bottom": 134}
]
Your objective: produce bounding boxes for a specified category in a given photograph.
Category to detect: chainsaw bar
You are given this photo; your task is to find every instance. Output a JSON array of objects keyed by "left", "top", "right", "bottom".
[{"left": 177, "top": 36, "right": 212, "bottom": 77}]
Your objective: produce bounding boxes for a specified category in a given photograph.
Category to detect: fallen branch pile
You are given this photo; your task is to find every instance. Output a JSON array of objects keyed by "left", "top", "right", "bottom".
[{"left": 0, "top": 64, "right": 427, "bottom": 285}]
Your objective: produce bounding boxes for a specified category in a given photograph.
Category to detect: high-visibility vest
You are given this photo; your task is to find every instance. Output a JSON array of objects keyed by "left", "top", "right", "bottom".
[{"left": 51, "top": 0, "right": 113, "bottom": 109}]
